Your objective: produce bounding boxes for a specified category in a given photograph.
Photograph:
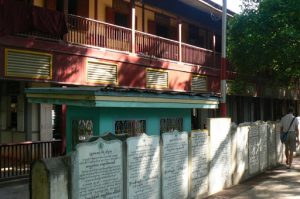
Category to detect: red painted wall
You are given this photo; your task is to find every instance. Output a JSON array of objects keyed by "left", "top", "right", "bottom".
[{"left": 0, "top": 35, "right": 221, "bottom": 93}]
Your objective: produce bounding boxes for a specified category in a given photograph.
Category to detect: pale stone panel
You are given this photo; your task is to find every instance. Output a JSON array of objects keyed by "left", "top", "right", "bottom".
[
  {"left": 71, "top": 138, "right": 123, "bottom": 199},
  {"left": 189, "top": 130, "right": 209, "bottom": 198},
  {"left": 248, "top": 123, "right": 260, "bottom": 175},
  {"left": 259, "top": 122, "right": 268, "bottom": 171},
  {"left": 126, "top": 134, "right": 160, "bottom": 199},
  {"left": 31, "top": 157, "right": 68, "bottom": 199},
  {"left": 208, "top": 118, "right": 232, "bottom": 195},
  {"left": 233, "top": 123, "right": 250, "bottom": 184},
  {"left": 267, "top": 122, "right": 277, "bottom": 167},
  {"left": 275, "top": 122, "right": 284, "bottom": 164},
  {"left": 162, "top": 131, "right": 189, "bottom": 199}
]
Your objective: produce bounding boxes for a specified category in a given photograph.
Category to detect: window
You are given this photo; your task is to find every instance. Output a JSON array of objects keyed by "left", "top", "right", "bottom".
[
  {"left": 160, "top": 118, "right": 183, "bottom": 134},
  {"left": 155, "top": 13, "right": 171, "bottom": 38},
  {"left": 115, "top": 12, "right": 129, "bottom": 28},
  {"left": 188, "top": 25, "right": 199, "bottom": 46},
  {"left": 115, "top": 120, "right": 146, "bottom": 136},
  {"left": 72, "top": 119, "right": 94, "bottom": 149}
]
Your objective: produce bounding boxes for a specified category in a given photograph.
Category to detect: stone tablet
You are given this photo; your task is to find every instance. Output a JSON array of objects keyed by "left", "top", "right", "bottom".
[
  {"left": 268, "top": 122, "right": 277, "bottom": 167},
  {"left": 236, "top": 124, "right": 249, "bottom": 179},
  {"left": 126, "top": 134, "right": 160, "bottom": 199},
  {"left": 259, "top": 122, "right": 268, "bottom": 171},
  {"left": 208, "top": 118, "right": 231, "bottom": 195},
  {"left": 72, "top": 138, "right": 123, "bottom": 199},
  {"left": 190, "top": 130, "right": 209, "bottom": 198},
  {"left": 162, "top": 131, "right": 189, "bottom": 199},
  {"left": 249, "top": 123, "right": 260, "bottom": 175}
]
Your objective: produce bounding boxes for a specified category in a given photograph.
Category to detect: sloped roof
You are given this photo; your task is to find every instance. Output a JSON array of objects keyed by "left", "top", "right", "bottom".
[{"left": 25, "top": 86, "right": 219, "bottom": 109}]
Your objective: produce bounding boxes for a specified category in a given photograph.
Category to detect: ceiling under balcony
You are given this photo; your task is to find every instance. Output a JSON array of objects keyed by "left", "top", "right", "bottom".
[{"left": 142, "top": 0, "right": 233, "bottom": 33}]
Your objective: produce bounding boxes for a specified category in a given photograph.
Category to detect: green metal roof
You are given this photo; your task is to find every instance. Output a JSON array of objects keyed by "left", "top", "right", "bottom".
[{"left": 25, "top": 87, "right": 219, "bottom": 109}]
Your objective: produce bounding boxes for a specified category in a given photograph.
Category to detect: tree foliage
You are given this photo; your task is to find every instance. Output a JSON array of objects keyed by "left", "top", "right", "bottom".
[{"left": 228, "top": 0, "right": 300, "bottom": 88}]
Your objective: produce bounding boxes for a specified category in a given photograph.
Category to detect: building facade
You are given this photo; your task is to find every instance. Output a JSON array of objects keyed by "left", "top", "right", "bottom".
[{"left": 0, "top": 0, "right": 299, "bottom": 148}]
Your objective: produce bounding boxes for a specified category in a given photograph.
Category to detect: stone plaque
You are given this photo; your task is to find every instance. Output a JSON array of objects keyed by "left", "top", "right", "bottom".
[
  {"left": 259, "top": 122, "right": 268, "bottom": 171},
  {"left": 236, "top": 124, "right": 249, "bottom": 176},
  {"left": 190, "top": 130, "right": 208, "bottom": 198},
  {"left": 126, "top": 134, "right": 161, "bottom": 199},
  {"left": 208, "top": 118, "right": 231, "bottom": 195},
  {"left": 268, "top": 122, "right": 277, "bottom": 167},
  {"left": 72, "top": 138, "right": 123, "bottom": 199},
  {"left": 249, "top": 123, "right": 260, "bottom": 175},
  {"left": 162, "top": 131, "right": 189, "bottom": 199}
]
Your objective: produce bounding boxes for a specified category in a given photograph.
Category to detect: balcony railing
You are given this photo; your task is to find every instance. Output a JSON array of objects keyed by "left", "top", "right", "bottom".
[
  {"left": 19, "top": 14, "right": 221, "bottom": 68},
  {"left": 135, "top": 31, "right": 179, "bottom": 61},
  {"left": 67, "top": 15, "right": 132, "bottom": 52},
  {"left": 0, "top": 140, "right": 62, "bottom": 180}
]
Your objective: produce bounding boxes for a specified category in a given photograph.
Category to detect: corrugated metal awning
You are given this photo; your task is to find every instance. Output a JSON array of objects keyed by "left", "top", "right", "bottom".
[{"left": 25, "top": 87, "right": 219, "bottom": 109}]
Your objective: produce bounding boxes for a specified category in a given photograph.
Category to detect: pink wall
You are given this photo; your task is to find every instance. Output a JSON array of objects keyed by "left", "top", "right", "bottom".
[{"left": 0, "top": 35, "right": 222, "bottom": 93}]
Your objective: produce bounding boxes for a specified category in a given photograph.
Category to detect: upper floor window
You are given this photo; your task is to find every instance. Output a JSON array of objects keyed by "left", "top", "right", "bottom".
[{"left": 115, "top": 12, "right": 129, "bottom": 28}]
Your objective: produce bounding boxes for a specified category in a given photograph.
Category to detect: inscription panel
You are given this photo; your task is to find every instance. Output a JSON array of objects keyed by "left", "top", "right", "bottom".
[
  {"left": 126, "top": 134, "right": 160, "bottom": 199},
  {"left": 236, "top": 124, "right": 249, "bottom": 175},
  {"left": 162, "top": 132, "right": 189, "bottom": 199},
  {"left": 208, "top": 118, "right": 231, "bottom": 195},
  {"left": 259, "top": 123, "right": 268, "bottom": 171},
  {"left": 72, "top": 138, "right": 123, "bottom": 199},
  {"left": 249, "top": 123, "right": 260, "bottom": 175},
  {"left": 268, "top": 123, "right": 277, "bottom": 167},
  {"left": 190, "top": 131, "right": 209, "bottom": 198}
]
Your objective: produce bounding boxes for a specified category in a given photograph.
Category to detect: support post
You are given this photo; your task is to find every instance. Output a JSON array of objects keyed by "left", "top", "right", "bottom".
[
  {"left": 131, "top": 0, "right": 136, "bottom": 54},
  {"left": 178, "top": 20, "right": 182, "bottom": 62},
  {"left": 63, "top": 0, "right": 68, "bottom": 42},
  {"left": 61, "top": 105, "right": 67, "bottom": 154},
  {"left": 220, "top": 0, "right": 227, "bottom": 117}
]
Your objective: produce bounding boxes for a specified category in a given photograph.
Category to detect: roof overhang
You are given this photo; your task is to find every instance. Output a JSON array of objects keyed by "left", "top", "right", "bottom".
[
  {"left": 25, "top": 87, "right": 219, "bottom": 109},
  {"left": 178, "top": 0, "right": 235, "bottom": 17}
]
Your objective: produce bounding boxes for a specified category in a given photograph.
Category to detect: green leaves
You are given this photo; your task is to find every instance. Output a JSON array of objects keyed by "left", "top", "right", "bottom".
[{"left": 228, "top": 0, "right": 300, "bottom": 88}]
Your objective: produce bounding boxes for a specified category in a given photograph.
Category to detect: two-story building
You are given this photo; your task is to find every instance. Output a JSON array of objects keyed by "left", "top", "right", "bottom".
[{"left": 0, "top": 0, "right": 299, "bottom": 151}]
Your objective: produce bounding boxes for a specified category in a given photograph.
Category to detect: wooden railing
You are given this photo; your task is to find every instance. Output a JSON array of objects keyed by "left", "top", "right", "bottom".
[
  {"left": 135, "top": 31, "right": 179, "bottom": 61},
  {"left": 67, "top": 14, "right": 132, "bottom": 52},
  {"left": 0, "top": 140, "right": 62, "bottom": 180},
  {"left": 182, "top": 43, "right": 220, "bottom": 68},
  {"left": 18, "top": 14, "right": 222, "bottom": 68}
]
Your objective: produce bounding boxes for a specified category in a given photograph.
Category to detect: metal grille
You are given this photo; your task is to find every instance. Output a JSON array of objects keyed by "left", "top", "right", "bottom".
[
  {"left": 147, "top": 69, "right": 168, "bottom": 89},
  {"left": 115, "top": 120, "right": 146, "bottom": 136},
  {"left": 191, "top": 75, "right": 207, "bottom": 92},
  {"left": 5, "top": 49, "right": 52, "bottom": 79},
  {"left": 87, "top": 61, "right": 117, "bottom": 84},
  {"left": 160, "top": 118, "right": 183, "bottom": 134}
]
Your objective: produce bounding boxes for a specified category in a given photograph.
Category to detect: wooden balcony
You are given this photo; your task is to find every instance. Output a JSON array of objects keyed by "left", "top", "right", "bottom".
[{"left": 20, "top": 14, "right": 221, "bottom": 68}]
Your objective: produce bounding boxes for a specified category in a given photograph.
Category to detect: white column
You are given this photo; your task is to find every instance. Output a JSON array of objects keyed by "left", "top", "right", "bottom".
[{"left": 40, "top": 104, "right": 53, "bottom": 141}]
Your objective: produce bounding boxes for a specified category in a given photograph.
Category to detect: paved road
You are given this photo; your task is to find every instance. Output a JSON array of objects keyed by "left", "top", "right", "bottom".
[
  {"left": 0, "top": 157, "right": 299, "bottom": 199},
  {"left": 207, "top": 156, "right": 300, "bottom": 199},
  {"left": 0, "top": 179, "right": 29, "bottom": 199}
]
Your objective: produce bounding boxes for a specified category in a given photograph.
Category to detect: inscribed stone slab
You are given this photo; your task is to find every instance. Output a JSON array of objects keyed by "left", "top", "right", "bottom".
[
  {"left": 126, "top": 134, "right": 160, "bottom": 199},
  {"left": 190, "top": 130, "right": 209, "bottom": 198},
  {"left": 208, "top": 118, "right": 232, "bottom": 195},
  {"left": 72, "top": 138, "right": 123, "bottom": 199},
  {"left": 162, "top": 131, "right": 189, "bottom": 199},
  {"left": 236, "top": 123, "right": 249, "bottom": 180},
  {"left": 259, "top": 122, "right": 268, "bottom": 171},
  {"left": 248, "top": 123, "right": 260, "bottom": 175},
  {"left": 267, "top": 123, "right": 277, "bottom": 167}
]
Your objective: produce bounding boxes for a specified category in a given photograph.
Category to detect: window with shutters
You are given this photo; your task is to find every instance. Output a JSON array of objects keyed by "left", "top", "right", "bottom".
[
  {"left": 146, "top": 69, "right": 168, "bottom": 89},
  {"left": 5, "top": 49, "right": 52, "bottom": 79},
  {"left": 86, "top": 60, "right": 118, "bottom": 84},
  {"left": 191, "top": 75, "right": 207, "bottom": 92}
]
